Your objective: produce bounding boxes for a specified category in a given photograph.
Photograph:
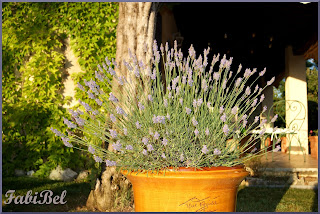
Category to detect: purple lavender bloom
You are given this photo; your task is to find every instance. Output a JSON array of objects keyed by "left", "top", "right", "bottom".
[
  {"left": 213, "top": 72, "right": 220, "bottom": 81},
  {"left": 254, "top": 116, "right": 260, "bottom": 123},
  {"left": 51, "top": 127, "right": 63, "bottom": 137},
  {"left": 123, "top": 128, "right": 127, "bottom": 135},
  {"left": 244, "top": 68, "right": 251, "bottom": 78},
  {"left": 77, "top": 82, "right": 85, "bottom": 91},
  {"left": 166, "top": 113, "right": 170, "bottom": 120},
  {"left": 222, "top": 79, "right": 227, "bottom": 89},
  {"left": 94, "top": 155, "right": 103, "bottom": 163},
  {"left": 147, "top": 144, "right": 154, "bottom": 152},
  {"left": 138, "top": 102, "right": 145, "bottom": 111},
  {"left": 109, "top": 129, "right": 117, "bottom": 139},
  {"left": 75, "top": 117, "right": 85, "bottom": 126},
  {"left": 164, "top": 99, "right": 168, "bottom": 108},
  {"left": 148, "top": 94, "right": 153, "bottom": 102},
  {"left": 205, "top": 127, "right": 210, "bottom": 136},
  {"left": 271, "top": 114, "right": 278, "bottom": 123},
  {"left": 117, "top": 76, "right": 124, "bottom": 85},
  {"left": 231, "top": 106, "right": 238, "bottom": 115},
  {"left": 88, "top": 145, "right": 95, "bottom": 154},
  {"left": 112, "top": 140, "right": 122, "bottom": 151},
  {"left": 87, "top": 90, "right": 96, "bottom": 99},
  {"left": 142, "top": 149, "right": 148, "bottom": 155},
  {"left": 136, "top": 121, "right": 141, "bottom": 129},
  {"left": 105, "top": 160, "right": 117, "bottom": 167},
  {"left": 262, "top": 105, "right": 268, "bottom": 113},
  {"left": 109, "top": 68, "right": 116, "bottom": 76},
  {"left": 214, "top": 148, "right": 221, "bottom": 155},
  {"left": 245, "top": 86, "right": 251, "bottom": 95},
  {"left": 254, "top": 85, "right": 259, "bottom": 93},
  {"left": 192, "top": 117, "right": 198, "bottom": 126},
  {"left": 243, "top": 120, "right": 248, "bottom": 127},
  {"left": 110, "top": 114, "right": 116, "bottom": 123},
  {"left": 63, "top": 117, "right": 77, "bottom": 129},
  {"left": 180, "top": 153, "right": 184, "bottom": 162},
  {"left": 142, "top": 137, "right": 149, "bottom": 145},
  {"left": 176, "top": 86, "right": 181, "bottom": 94},
  {"left": 185, "top": 107, "right": 192, "bottom": 115},
  {"left": 161, "top": 153, "right": 166, "bottom": 159},
  {"left": 95, "top": 99, "right": 102, "bottom": 106},
  {"left": 79, "top": 100, "right": 92, "bottom": 111},
  {"left": 77, "top": 109, "right": 84, "bottom": 115},
  {"left": 105, "top": 56, "right": 111, "bottom": 66},
  {"left": 194, "top": 129, "right": 199, "bottom": 136},
  {"left": 259, "top": 68, "right": 266, "bottom": 76},
  {"left": 260, "top": 94, "right": 265, "bottom": 102},
  {"left": 207, "top": 102, "right": 211, "bottom": 108},
  {"left": 237, "top": 64, "right": 242, "bottom": 74},
  {"left": 235, "top": 78, "right": 242, "bottom": 87},
  {"left": 267, "top": 77, "right": 275, "bottom": 86},
  {"left": 223, "top": 124, "right": 229, "bottom": 135},
  {"left": 95, "top": 70, "right": 104, "bottom": 82},
  {"left": 168, "top": 92, "right": 172, "bottom": 99},
  {"left": 126, "top": 145, "right": 133, "bottom": 151},
  {"left": 61, "top": 137, "right": 73, "bottom": 147},
  {"left": 179, "top": 98, "right": 183, "bottom": 105},
  {"left": 188, "top": 45, "right": 196, "bottom": 59},
  {"left": 197, "top": 98, "right": 203, "bottom": 106},
  {"left": 162, "top": 138, "right": 168, "bottom": 146},
  {"left": 202, "top": 145, "right": 209, "bottom": 154},
  {"left": 252, "top": 98, "right": 258, "bottom": 107},
  {"left": 182, "top": 76, "right": 187, "bottom": 84},
  {"left": 259, "top": 128, "right": 266, "bottom": 135},
  {"left": 260, "top": 119, "right": 267, "bottom": 128},
  {"left": 152, "top": 115, "right": 157, "bottom": 124},
  {"left": 220, "top": 113, "right": 227, "bottom": 122},
  {"left": 134, "top": 67, "right": 140, "bottom": 78},
  {"left": 154, "top": 131, "right": 160, "bottom": 140},
  {"left": 188, "top": 78, "right": 193, "bottom": 86},
  {"left": 167, "top": 85, "right": 171, "bottom": 91},
  {"left": 219, "top": 106, "right": 224, "bottom": 114},
  {"left": 151, "top": 69, "right": 156, "bottom": 80},
  {"left": 116, "top": 106, "right": 125, "bottom": 115},
  {"left": 193, "top": 99, "right": 197, "bottom": 108},
  {"left": 68, "top": 109, "right": 79, "bottom": 117},
  {"left": 109, "top": 92, "right": 119, "bottom": 103}
]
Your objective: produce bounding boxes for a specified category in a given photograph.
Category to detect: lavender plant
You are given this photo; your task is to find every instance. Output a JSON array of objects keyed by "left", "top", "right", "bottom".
[{"left": 52, "top": 40, "right": 278, "bottom": 171}]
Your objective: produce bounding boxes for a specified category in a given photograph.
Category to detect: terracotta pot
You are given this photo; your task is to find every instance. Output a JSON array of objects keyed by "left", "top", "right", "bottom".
[
  {"left": 281, "top": 136, "right": 288, "bottom": 153},
  {"left": 264, "top": 137, "right": 272, "bottom": 151},
  {"left": 309, "top": 136, "right": 318, "bottom": 159},
  {"left": 121, "top": 166, "right": 248, "bottom": 212}
]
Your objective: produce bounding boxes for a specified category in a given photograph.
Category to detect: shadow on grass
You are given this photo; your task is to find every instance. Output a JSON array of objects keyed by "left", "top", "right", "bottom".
[
  {"left": 236, "top": 186, "right": 290, "bottom": 212},
  {"left": 311, "top": 187, "right": 318, "bottom": 212},
  {"left": 2, "top": 177, "right": 91, "bottom": 212}
]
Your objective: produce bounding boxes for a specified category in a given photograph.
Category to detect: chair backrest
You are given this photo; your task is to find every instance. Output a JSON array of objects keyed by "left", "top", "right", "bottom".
[{"left": 267, "top": 100, "right": 307, "bottom": 132}]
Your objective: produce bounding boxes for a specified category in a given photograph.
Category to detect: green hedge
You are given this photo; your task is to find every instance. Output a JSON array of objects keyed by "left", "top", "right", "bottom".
[{"left": 2, "top": 2, "right": 119, "bottom": 177}]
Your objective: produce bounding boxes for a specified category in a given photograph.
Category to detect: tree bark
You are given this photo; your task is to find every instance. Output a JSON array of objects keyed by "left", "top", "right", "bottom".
[{"left": 86, "top": 2, "right": 159, "bottom": 211}]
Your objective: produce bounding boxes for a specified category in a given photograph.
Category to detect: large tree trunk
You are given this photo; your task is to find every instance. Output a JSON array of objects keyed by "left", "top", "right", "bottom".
[{"left": 86, "top": 2, "right": 159, "bottom": 211}]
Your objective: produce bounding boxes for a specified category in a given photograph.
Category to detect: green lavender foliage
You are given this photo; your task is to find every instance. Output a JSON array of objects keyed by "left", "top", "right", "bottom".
[
  {"left": 58, "top": 41, "right": 277, "bottom": 172},
  {"left": 2, "top": 2, "right": 118, "bottom": 177}
]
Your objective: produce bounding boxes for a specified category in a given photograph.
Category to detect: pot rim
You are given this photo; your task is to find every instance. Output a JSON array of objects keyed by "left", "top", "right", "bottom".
[{"left": 121, "top": 164, "right": 247, "bottom": 175}]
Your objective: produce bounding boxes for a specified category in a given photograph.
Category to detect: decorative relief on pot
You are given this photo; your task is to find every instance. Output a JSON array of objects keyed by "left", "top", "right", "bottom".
[{"left": 179, "top": 196, "right": 220, "bottom": 212}]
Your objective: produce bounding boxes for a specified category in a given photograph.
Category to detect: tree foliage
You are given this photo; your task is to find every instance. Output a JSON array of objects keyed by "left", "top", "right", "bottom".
[{"left": 2, "top": 2, "right": 118, "bottom": 177}]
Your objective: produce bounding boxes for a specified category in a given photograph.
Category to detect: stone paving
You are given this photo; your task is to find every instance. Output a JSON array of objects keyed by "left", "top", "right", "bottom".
[{"left": 242, "top": 153, "right": 318, "bottom": 189}]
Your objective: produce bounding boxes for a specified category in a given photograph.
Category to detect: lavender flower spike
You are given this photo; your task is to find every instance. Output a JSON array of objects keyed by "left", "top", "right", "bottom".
[
  {"left": 194, "top": 129, "right": 199, "bottom": 136},
  {"left": 271, "top": 114, "right": 278, "bottom": 123},
  {"left": 142, "top": 137, "right": 149, "bottom": 145},
  {"left": 106, "top": 160, "right": 117, "bottom": 167},
  {"left": 88, "top": 145, "right": 95, "bottom": 154},
  {"left": 267, "top": 77, "right": 275, "bottom": 86},
  {"left": 147, "top": 144, "right": 154, "bottom": 152},
  {"left": 185, "top": 107, "right": 192, "bottom": 115},
  {"left": 214, "top": 148, "right": 222, "bottom": 155},
  {"left": 77, "top": 82, "right": 85, "bottom": 91},
  {"left": 63, "top": 117, "right": 77, "bottom": 129},
  {"left": 202, "top": 145, "right": 209, "bottom": 154},
  {"left": 126, "top": 145, "right": 133, "bottom": 151},
  {"left": 51, "top": 127, "right": 63, "bottom": 137},
  {"left": 154, "top": 131, "right": 160, "bottom": 140},
  {"left": 112, "top": 140, "right": 122, "bottom": 151},
  {"left": 94, "top": 155, "right": 103, "bottom": 163},
  {"left": 192, "top": 117, "right": 198, "bottom": 126},
  {"left": 223, "top": 124, "right": 229, "bottom": 135},
  {"left": 61, "top": 137, "right": 73, "bottom": 147},
  {"left": 162, "top": 138, "right": 168, "bottom": 146},
  {"left": 109, "top": 92, "right": 119, "bottom": 103},
  {"left": 110, "top": 114, "right": 116, "bottom": 123},
  {"left": 136, "top": 121, "right": 142, "bottom": 129},
  {"left": 109, "top": 129, "right": 117, "bottom": 139},
  {"left": 219, "top": 106, "right": 224, "bottom": 114},
  {"left": 205, "top": 127, "right": 210, "bottom": 136},
  {"left": 220, "top": 113, "right": 227, "bottom": 122}
]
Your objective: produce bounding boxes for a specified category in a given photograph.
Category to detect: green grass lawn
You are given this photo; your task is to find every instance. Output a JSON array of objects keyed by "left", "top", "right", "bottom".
[{"left": 2, "top": 177, "right": 318, "bottom": 212}]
